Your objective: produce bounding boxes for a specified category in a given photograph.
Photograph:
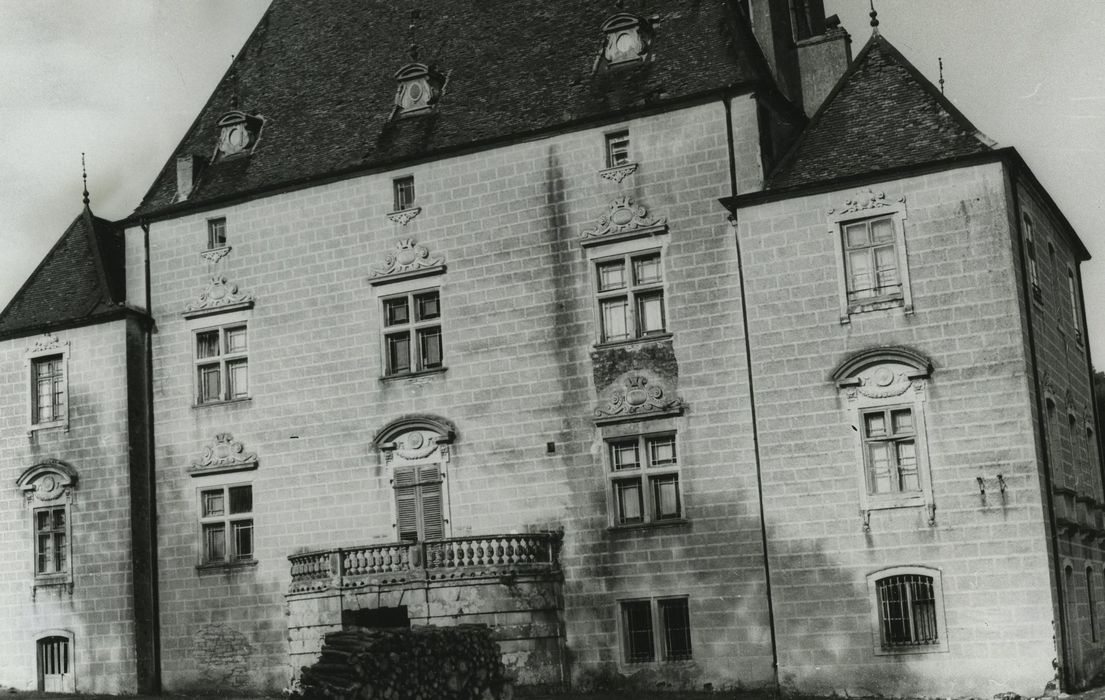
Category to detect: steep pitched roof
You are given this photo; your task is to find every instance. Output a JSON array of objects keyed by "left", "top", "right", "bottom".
[
  {"left": 0, "top": 207, "right": 127, "bottom": 338},
  {"left": 134, "top": 0, "right": 771, "bottom": 218},
  {"left": 767, "top": 32, "right": 991, "bottom": 189}
]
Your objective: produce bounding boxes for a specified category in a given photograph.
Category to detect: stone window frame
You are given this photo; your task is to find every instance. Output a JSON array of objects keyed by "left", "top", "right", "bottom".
[
  {"left": 866, "top": 565, "right": 949, "bottom": 656},
  {"left": 587, "top": 235, "right": 671, "bottom": 349},
  {"left": 828, "top": 193, "right": 912, "bottom": 323},
  {"left": 374, "top": 415, "right": 456, "bottom": 543},
  {"left": 379, "top": 286, "right": 444, "bottom": 379},
  {"left": 188, "top": 309, "right": 251, "bottom": 408},
  {"left": 605, "top": 431, "right": 683, "bottom": 528},
  {"left": 833, "top": 347, "right": 935, "bottom": 529},
  {"left": 617, "top": 595, "right": 693, "bottom": 665},
  {"left": 599, "top": 127, "right": 639, "bottom": 183},
  {"left": 195, "top": 472, "right": 256, "bottom": 571},
  {"left": 17, "top": 460, "right": 78, "bottom": 595},
  {"left": 25, "top": 336, "right": 70, "bottom": 435}
]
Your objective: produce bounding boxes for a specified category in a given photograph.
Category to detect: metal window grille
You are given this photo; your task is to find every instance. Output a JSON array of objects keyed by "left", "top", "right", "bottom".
[
  {"left": 876, "top": 574, "right": 938, "bottom": 647},
  {"left": 659, "top": 598, "right": 692, "bottom": 660},
  {"left": 622, "top": 601, "right": 654, "bottom": 662}
]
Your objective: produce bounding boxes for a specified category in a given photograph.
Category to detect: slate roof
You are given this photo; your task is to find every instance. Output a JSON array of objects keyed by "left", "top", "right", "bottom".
[
  {"left": 134, "top": 0, "right": 772, "bottom": 218},
  {"left": 767, "top": 32, "right": 992, "bottom": 190},
  {"left": 0, "top": 207, "right": 127, "bottom": 338}
]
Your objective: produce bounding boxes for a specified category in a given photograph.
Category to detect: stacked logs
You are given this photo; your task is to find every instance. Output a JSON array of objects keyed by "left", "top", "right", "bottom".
[{"left": 298, "top": 625, "right": 512, "bottom": 700}]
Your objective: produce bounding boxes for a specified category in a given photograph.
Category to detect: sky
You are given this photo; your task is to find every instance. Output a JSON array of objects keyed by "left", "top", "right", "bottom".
[{"left": 1, "top": 1, "right": 1103, "bottom": 364}]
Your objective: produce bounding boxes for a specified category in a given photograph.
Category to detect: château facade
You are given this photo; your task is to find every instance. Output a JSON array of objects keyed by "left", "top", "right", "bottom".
[{"left": 0, "top": 1, "right": 1100, "bottom": 697}]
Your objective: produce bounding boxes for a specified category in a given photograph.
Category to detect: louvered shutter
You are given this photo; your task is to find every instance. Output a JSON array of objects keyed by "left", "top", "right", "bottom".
[
  {"left": 394, "top": 468, "right": 419, "bottom": 541},
  {"left": 419, "top": 466, "right": 444, "bottom": 540}
]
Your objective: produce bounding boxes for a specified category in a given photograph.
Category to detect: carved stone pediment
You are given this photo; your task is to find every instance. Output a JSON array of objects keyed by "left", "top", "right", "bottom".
[
  {"left": 27, "top": 334, "right": 64, "bottom": 356},
  {"left": 189, "top": 433, "right": 258, "bottom": 476},
  {"left": 370, "top": 238, "right": 445, "bottom": 285},
  {"left": 183, "top": 276, "right": 254, "bottom": 317},
  {"left": 17, "top": 459, "right": 78, "bottom": 503},
  {"left": 594, "top": 373, "right": 684, "bottom": 424},
  {"left": 839, "top": 361, "right": 928, "bottom": 402},
  {"left": 580, "top": 196, "right": 667, "bottom": 247},
  {"left": 828, "top": 188, "right": 905, "bottom": 216}
]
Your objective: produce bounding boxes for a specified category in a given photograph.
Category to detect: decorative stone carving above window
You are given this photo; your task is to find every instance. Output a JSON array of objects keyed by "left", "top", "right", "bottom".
[
  {"left": 580, "top": 196, "right": 668, "bottom": 247},
  {"left": 600, "top": 13, "right": 653, "bottom": 65},
  {"left": 828, "top": 188, "right": 904, "bottom": 216},
  {"left": 182, "top": 276, "right": 255, "bottom": 318},
  {"left": 28, "top": 334, "right": 65, "bottom": 356},
  {"left": 188, "top": 433, "right": 258, "bottom": 476},
  {"left": 215, "top": 110, "right": 263, "bottom": 158},
  {"left": 373, "top": 414, "right": 457, "bottom": 465},
  {"left": 387, "top": 208, "right": 422, "bottom": 226},
  {"left": 393, "top": 63, "right": 445, "bottom": 117},
  {"left": 200, "top": 247, "right": 232, "bottom": 264},
  {"left": 370, "top": 239, "right": 446, "bottom": 285},
  {"left": 595, "top": 373, "right": 684, "bottom": 425},
  {"left": 17, "top": 459, "right": 78, "bottom": 505},
  {"left": 833, "top": 347, "right": 932, "bottom": 402},
  {"left": 599, "top": 164, "right": 638, "bottom": 183}
]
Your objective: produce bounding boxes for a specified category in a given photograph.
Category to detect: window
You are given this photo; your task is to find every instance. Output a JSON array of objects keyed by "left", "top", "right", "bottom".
[
  {"left": 382, "top": 289, "right": 442, "bottom": 376},
  {"left": 207, "top": 217, "right": 227, "bottom": 249},
  {"left": 1089, "top": 567, "right": 1098, "bottom": 643},
  {"left": 394, "top": 465, "right": 444, "bottom": 541},
  {"left": 32, "top": 356, "right": 65, "bottom": 426},
  {"left": 1024, "top": 214, "right": 1040, "bottom": 299},
  {"left": 1068, "top": 269, "right": 1081, "bottom": 340},
  {"left": 608, "top": 434, "right": 681, "bottom": 525},
  {"left": 34, "top": 506, "right": 67, "bottom": 576},
  {"left": 606, "top": 131, "right": 631, "bottom": 168},
  {"left": 199, "top": 484, "right": 253, "bottom": 564},
  {"left": 601, "top": 13, "right": 652, "bottom": 65},
  {"left": 596, "top": 251, "right": 665, "bottom": 343},
  {"left": 194, "top": 323, "right": 248, "bottom": 404},
  {"left": 394, "top": 176, "right": 416, "bottom": 212},
  {"left": 620, "top": 597, "right": 692, "bottom": 663},
  {"left": 842, "top": 215, "right": 900, "bottom": 303},
  {"left": 874, "top": 573, "right": 939, "bottom": 649},
  {"left": 861, "top": 406, "right": 919, "bottom": 496}
]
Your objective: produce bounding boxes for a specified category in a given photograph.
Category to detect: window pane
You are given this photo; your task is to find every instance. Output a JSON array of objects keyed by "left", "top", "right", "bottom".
[
  {"left": 874, "top": 245, "right": 898, "bottom": 293},
  {"left": 844, "top": 222, "right": 869, "bottom": 248},
  {"left": 868, "top": 444, "right": 891, "bottom": 494},
  {"left": 870, "top": 217, "right": 894, "bottom": 242},
  {"left": 623, "top": 601, "right": 654, "bottom": 662},
  {"left": 600, "top": 298, "right": 630, "bottom": 342},
  {"left": 198, "top": 365, "right": 221, "bottom": 403},
  {"left": 203, "top": 523, "right": 226, "bottom": 562},
  {"left": 52, "top": 509, "right": 65, "bottom": 531},
  {"left": 37, "top": 534, "right": 51, "bottom": 573},
  {"left": 54, "top": 533, "right": 66, "bottom": 572},
  {"left": 232, "top": 520, "right": 253, "bottom": 560},
  {"left": 229, "top": 486, "right": 252, "bottom": 514},
  {"left": 202, "top": 490, "right": 225, "bottom": 517},
  {"left": 417, "top": 327, "right": 443, "bottom": 369},
  {"left": 196, "top": 331, "right": 220, "bottom": 359},
  {"left": 597, "top": 261, "right": 626, "bottom": 291},
  {"left": 891, "top": 409, "right": 913, "bottom": 434},
  {"left": 847, "top": 250, "right": 873, "bottom": 299},
  {"left": 864, "top": 412, "right": 886, "bottom": 437},
  {"left": 633, "top": 254, "right": 662, "bottom": 285},
  {"left": 652, "top": 475, "right": 681, "bottom": 520},
  {"left": 227, "top": 360, "right": 248, "bottom": 399},
  {"left": 386, "top": 333, "right": 411, "bottom": 374},
  {"left": 37, "top": 510, "right": 51, "bottom": 531},
  {"left": 636, "top": 293, "right": 665, "bottom": 335},
  {"left": 607, "top": 131, "right": 630, "bottom": 168},
  {"left": 225, "top": 327, "right": 247, "bottom": 354},
  {"left": 615, "top": 479, "right": 643, "bottom": 523},
  {"left": 648, "top": 436, "right": 676, "bottom": 466},
  {"left": 897, "top": 440, "right": 919, "bottom": 491},
  {"left": 414, "top": 291, "right": 440, "bottom": 321},
  {"left": 384, "top": 298, "right": 410, "bottom": 326},
  {"left": 611, "top": 442, "right": 640, "bottom": 470},
  {"left": 659, "top": 599, "right": 692, "bottom": 660}
]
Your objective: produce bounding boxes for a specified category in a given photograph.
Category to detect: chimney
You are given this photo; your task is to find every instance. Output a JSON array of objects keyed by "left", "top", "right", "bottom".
[
  {"left": 797, "top": 14, "right": 852, "bottom": 116},
  {"left": 175, "top": 154, "right": 202, "bottom": 202}
]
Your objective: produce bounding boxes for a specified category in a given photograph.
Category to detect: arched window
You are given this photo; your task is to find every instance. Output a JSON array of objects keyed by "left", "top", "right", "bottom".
[
  {"left": 866, "top": 566, "right": 947, "bottom": 654},
  {"left": 374, "top": 415, "right": 455, "bottom": 542}
]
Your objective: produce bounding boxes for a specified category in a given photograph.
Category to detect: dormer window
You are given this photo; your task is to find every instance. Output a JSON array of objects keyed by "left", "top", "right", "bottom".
[
  {"left": 601, "top": 13, "right": 652, "bottom": 65},
  {"left": 394, "top": 63, "right": 444, "bottom": 117},
  {"left": 216, "top": 111, "right": 263, "bottom": 158}
]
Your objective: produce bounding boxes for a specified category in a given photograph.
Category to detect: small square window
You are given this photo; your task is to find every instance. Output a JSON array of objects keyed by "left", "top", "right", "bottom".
[
  {"left": 607, "top": 434, "right": 682, "bottom": 526},
  {"left": 200, "top": 484, "right": 254, "bottom": 564},
  {"left": 606, "top": 131, "right": 631, "bottom": 168},
  {"left": 868, "top": 568, "right": 947, "bottom": 654},
  {"left": 194, "top": 323, "right": 248, "bottom": 405},
  {"left": 620, "top": 597, "right": 693, "bottom": 663},
  {"left": 595, "top": 251, "right": 665, "bottom": 344},
  {"left": 382, "top": 289, "right": 444, "bottom": 377},
  {"left": 394, "top": 176, "right": 416, "bottom": 211},
  {"left": 207, "top": 218, "right": 227, "bottom": 249}
]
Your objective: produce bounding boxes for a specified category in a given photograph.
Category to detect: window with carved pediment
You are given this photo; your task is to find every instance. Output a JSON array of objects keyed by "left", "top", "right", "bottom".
[
  {"left": 17, "top": 460, "right": 78, "bottom": 592},
  {"left": 829, "top": 190, "right": 912, "bottom": 323},
  {"left": 25, "top": 335, "right": 69, "bottom": 433},
  {"left": 375, "top": 416, "right": 455, "bottom": 542}
]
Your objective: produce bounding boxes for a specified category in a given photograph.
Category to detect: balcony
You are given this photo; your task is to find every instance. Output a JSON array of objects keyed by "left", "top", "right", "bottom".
[{"left": 288, "top": 532, "right": 561, "bottom": 595}]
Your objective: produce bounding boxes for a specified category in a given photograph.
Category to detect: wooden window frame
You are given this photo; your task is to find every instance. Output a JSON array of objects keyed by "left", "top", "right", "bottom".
[
  {"left": 207, "top": 217, "right": 227, "bottom": 250},
  {"left": 860, "top": 405, "right": 920, "bottom": 498},
  {"left": 594, "top": 250, "right": 666, "bottom": 345},
  {"left": 25, "top": 339, "right": 69, "bottom": 434},
  {"left": 393, "top": 464, "right": 445, "bottom": 542},
  {"left": 193, "top": 321, "right": 249, "bottom": 406},
  {"left": 393, "top": 175, "right": 416, "bottom": 212},
  {"left": 605, "top": 130, "right": 631, "bottom": 168},
  {"left": 197, "top": 483, "right": 254, "bottom": 566},
  {"left": 381, "top": 287, "right": 443, "bottom": 378},
  {"left": 33, "top": 505, "right": 70, "bottom": 579},
  {"left": 618, "top": 596, "right": 693, "bottom": 665},
  {"left": 867, "top": 566, "right": 948, "bottom": 655},
  {"left": 829, "top": 200, "right": 911, "bottom": 324},
  {"left": 607, "top": 432, "right": 683, "bottom": 527}
]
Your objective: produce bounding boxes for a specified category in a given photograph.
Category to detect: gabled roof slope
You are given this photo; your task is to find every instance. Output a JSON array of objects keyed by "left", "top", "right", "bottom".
[
  {"left": 768, "top": 33, "right": 991, "bottom": 190},
  {"left": 0, "top": 207, "right": 126, "bottom": 338},
  {"left": 134, "top": 0, "right": 771, "bottom": 217}
]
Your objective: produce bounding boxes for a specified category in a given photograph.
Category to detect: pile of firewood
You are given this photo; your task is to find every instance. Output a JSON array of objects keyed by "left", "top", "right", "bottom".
[{"left": 298, "top": 625, "right": 512, "bottom": 700}]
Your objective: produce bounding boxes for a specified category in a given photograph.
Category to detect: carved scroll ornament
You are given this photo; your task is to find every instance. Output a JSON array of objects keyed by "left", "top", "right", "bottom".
[
  {"left": 370, "top": 238, "right": 444, "bottom": 283},
  {"left": 183, "top": 276, "right": 254, "bottom": 317},
  {"left": 580, "top": 196, "right": 667, "bottom": 245},
  {"left": 189, "top": 433, "right": 258, "bottom": 476},
  {"left": 594, "top": 374, "right": 684, "bottom": 423}
]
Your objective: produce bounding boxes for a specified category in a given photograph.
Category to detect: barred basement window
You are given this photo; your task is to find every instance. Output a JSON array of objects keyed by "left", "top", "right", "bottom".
[
  {"left": 194, "top": 323, "right": 248, "bottom": 404},
  {"left": 867, "top": 567, "right": 947, "bottom": 654},
  {"left": 382, "top": 289, "right": 442, "bottom": 376},
  {"left": 620, "top": 596, "right": 693, "bottom": 663},
  {"left": 394, "top": 465, "right": 444, "bottom": 541},
  {"left": 596, "top": 251, "right": 665, "bottom": 343},
  {"left": 32, "top": 356, "right": 65, "bottom": 426},
  {"left": 608, "top": 434, "right": 681, "bottom": 526},
  {"left": 199, "top": 484, "right": 254, "bottom": 564},
  {"left": 34, "top": 506, "right": 68, "bottom": 576}
]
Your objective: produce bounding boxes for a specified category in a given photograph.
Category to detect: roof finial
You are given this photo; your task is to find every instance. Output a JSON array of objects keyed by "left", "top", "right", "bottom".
[
  {"left": 869, "top": 0, "right": 880, "bottom": 33},
  {"left": 938, "top": 57, "right": 945, "bottom": 94},
  {"left": 81, "top": 152, "right": 90, "bottom": 207}
]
